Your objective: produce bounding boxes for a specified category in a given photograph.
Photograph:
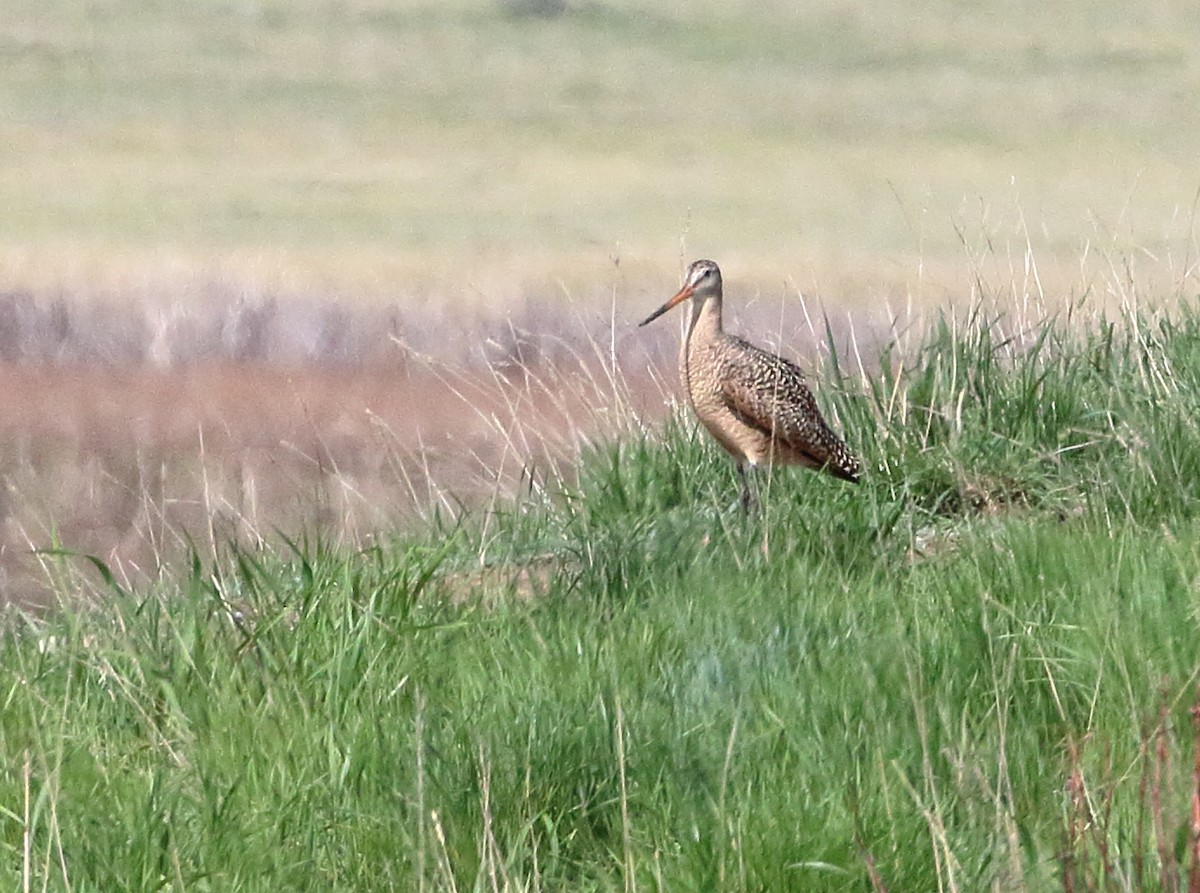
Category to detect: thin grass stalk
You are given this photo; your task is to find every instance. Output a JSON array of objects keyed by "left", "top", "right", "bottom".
[
  {"left": 477, "top": 743, "right": 510, "bottom": 893},
  {"left": 1091, "top": 744, "right": 1117, "bottom": 889},
  {"left": 850, "top": 787, "right": 890, "bottom": 893},
  {"left": 1061, "top": 739, "right": 1083, "bottom": 893},
  {"left": 615, "top": 693, "right": 636, "bottom": 893},
  {"left": 415, "top": 689, "right": 428, "bottom": 893},
  {"left": 431, "top": 809, "right": 460, "bottom": 893},
  {"left": 986, "top": 626, "right": 1025, "bottom": 893},
  {"left": 1136, "top": 723, "right": 1151, "bottom": 893},
  {"left": 716, "top": 713, "right": 740, "bottom": 892},
  {"left": 903, "top": 655, "right": 959, "bottom": 893},
  {"left": 1188, "top": 685, "right": 1200, "bottom": 893},
  {"left": 21, "top": 749, "right": 30, "bottom": 893},
  {"left": 1155, "top": 696, "right": 1181, "bottom": 893}
]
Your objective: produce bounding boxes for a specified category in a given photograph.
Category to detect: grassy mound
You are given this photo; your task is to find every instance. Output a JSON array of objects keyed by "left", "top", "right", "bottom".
[{"left": 3, "top": 301, "right": 1200, "bottom": 891}]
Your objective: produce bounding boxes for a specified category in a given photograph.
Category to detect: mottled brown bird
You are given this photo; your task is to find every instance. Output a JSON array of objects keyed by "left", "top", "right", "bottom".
[{"left": 639, "top": 259, "right": 860, "bottom": 510}]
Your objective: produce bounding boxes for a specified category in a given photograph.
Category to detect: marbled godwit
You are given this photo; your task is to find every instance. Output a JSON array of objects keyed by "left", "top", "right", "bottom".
[{"left": 640, "top": 259, "right": 860, "bottom": 510}]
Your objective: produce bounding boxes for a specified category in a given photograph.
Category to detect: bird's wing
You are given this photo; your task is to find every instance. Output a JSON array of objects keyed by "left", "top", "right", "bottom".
[{"left": 720, "top": 341, "right": 860, "bottom": 482}]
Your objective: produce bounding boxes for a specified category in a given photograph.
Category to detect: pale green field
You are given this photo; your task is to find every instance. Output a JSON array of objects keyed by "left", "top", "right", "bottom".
[{"left": 3, "top": 0, "right": 1199, "bottom": 302}]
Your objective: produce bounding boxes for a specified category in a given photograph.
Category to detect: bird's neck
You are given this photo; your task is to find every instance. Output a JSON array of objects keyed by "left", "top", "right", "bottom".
[{"left": 686, "top": 293, "right": 724, "bottom": 344}]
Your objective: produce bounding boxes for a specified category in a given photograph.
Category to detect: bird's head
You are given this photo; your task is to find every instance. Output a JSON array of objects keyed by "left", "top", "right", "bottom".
[{"left": 639, "top": 259, "right": 722, "bottom": 327}]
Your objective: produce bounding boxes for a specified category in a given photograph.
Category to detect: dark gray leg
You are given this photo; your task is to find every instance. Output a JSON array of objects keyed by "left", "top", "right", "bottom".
[{"left": 737, "top": 464, "right": 757, "bottom": 515}]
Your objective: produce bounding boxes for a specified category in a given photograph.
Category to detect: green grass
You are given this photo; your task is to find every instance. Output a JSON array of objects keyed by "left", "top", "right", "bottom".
[
  {"left": 4, "top": 296, "right": 1200, "bottom": 891},
  {"left": 3, "top": 0, "right": 1199, "bottom": 293}
]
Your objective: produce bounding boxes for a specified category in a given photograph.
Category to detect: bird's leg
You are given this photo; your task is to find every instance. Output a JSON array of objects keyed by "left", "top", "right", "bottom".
[{"left": 737, "top": 464, "right": 758, "bottom": 515}]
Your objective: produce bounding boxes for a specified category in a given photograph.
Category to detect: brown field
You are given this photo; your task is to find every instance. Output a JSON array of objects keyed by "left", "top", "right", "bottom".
[
  {"left": 0, "top": 338, "right": 638, "bottom": 610},
  {"left": 3, "top": 362, "right": 612, "bottom": 608}
]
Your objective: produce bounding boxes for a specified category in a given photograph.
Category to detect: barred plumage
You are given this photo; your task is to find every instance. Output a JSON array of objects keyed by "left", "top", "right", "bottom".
[{"left": 640, "top": 259, "right": 859, "bottom": 509}]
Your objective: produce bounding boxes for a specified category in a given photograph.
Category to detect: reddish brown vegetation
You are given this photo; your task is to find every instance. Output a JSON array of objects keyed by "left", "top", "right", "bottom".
[
  {"left": 1060, "top": 685, "right": 1200, "bottom": 893},
  {"left": 0, "top": 357, "right": 661, "bottom": 608}
]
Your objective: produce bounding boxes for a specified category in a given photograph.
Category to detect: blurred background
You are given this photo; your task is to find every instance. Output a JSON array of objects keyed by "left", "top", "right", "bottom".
[{"left": 2, "top": 0, "right": 1198, "bottom": 603}]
